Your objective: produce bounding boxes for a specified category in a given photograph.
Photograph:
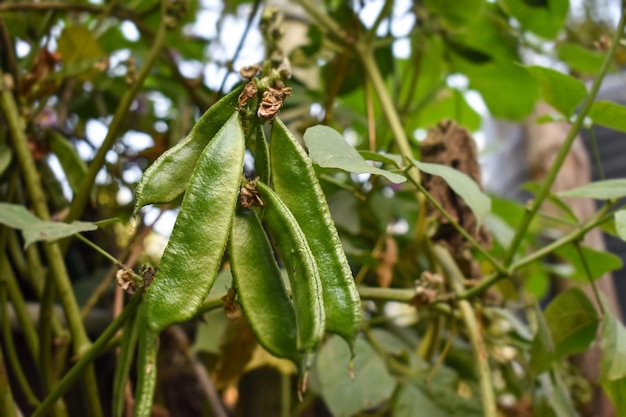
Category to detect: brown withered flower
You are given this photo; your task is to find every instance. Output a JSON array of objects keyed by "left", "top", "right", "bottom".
[
  {"left": 257, "top": 81, "right": 292, "bottom": 120},
  {"left": 240, "top": 64, "right": 262, "bottom": 79},
  {"left": 238, "top": 81, "right": 258, "bottom": 108}
]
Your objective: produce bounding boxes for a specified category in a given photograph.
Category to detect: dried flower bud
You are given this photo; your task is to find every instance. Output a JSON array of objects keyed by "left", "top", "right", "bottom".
[{"left": 238, "top": 81, "right": 258, "bottom": 108}]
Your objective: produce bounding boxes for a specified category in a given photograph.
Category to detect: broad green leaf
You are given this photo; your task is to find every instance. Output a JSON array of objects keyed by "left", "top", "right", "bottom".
[
  {"left": 500, "top": 0, "right": 569, "bottom": 39},
  {"left": 393, "top": 383, "right": 482, "bottom": 417},
  {"left": 327, "top": 190, "right": 361, "bottom": 235},
  {"left": 527, "top": 66, "right": 587, "bottom": 117},
  {"left": 557, "top": 43, "right": 604, "bottom": 74},
  {"left": 600, "top": 306, "right": 626, "bottom": 381},
  {"left": 452, "top": 57, "right": 539, "bottom": 120},
  {"left": 615, "top": 210, "right": 626, "bottom": 242},
  {"left": 304, "top": 125, "right": 406, "bottom": 184},
  {"left": 555, "top": 244, "right": 622, "bottom": 281},
  {"left": 558, "top": 179, "right": 626, "bottom": 200},
  {"left": 413, "top": 88, "right": 481, "bottom": 131},
  {"left": 309, "top": 336, "right": 395, "bottom": 417},
  {"left": 540, "top": 371, "right": 579, "bottom": 417},
  {"left": 48, "top": 132, "right": 88, "bottom": 194},
  {"left": 546, "top": 288, "right": 599, "bottom": 358},
  {"left": 603, "top": 378, "right": 626, "bottom": 415},
  {"left": 57, "top": 25, "right": 105, "bottom": 80},
  {"left": 589, "top": 101, "right": 626, "bottom": 133},
  {"left": 424, "top": 0, "right": 484, "bottom": 28},
  {"left": 0, "top": 203, "right": 98, "bottom": 248},
  {"left": 522, "top": 182, "right": 579, "bottom": 222},
  {"left": 409, "top": 158, "right": 491, "bottom": 228}
]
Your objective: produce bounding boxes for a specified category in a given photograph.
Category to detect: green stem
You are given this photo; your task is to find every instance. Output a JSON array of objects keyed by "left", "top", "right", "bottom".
[
  {"left": 434, "top": 246, "right": 497, "bottom": 417},
  {"left": 65, "top": 0, "right": 169, "bottom": 223},
  {"left": 1, "top": 68, "right": 102, "bottom": 416},
  {"left": 293, "top": 0, "right": 346, "bottom": 42},
  {"left": 1, "top": 280, "right": 40, "bottom": 408},
  {"left": 0, "top": 342, "right": 19, "bottom": 417},
  {"left": 75, "top": 233, "right": 122, "bottom": 266},
  {"left": 458, "top": 206, "right": 615, "bottom": 300},
  {"left": 503, "top": 9, "right": 626, "bottom": 265},
  {"left": 32, "top": 293, "right": 143, "bottom": 417},
  {"left": 574, "top": 242, "right": 605, "bottom": 316},
  {"left": 366, "top": 0, "right": 393, "bottom": 44}
]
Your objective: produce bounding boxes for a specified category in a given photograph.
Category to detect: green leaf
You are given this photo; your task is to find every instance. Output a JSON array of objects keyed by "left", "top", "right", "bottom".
[
  {"left": 546, "top": 288, "right": 599, "bottom": 358},
  {"left": 603, "top": 378, "right": 626, "bottom": 415},
  {"left": 527, "top": 66, "right": 587, "bottom": 117},
  {"left": 424, "top": 0, "right": 484, "bottom": 28},
  {"left": 304, "top": 125, "right": 406, "bottom": 184},
  {"left": 557, "top": 179, "right": 626, "bottom": 200},
  {"left": 57, "top": 25, "right": 105, "bottom": 81},
  {"left": 500, "top": 0, "right": 569, "bottom": 38},
  {"left": 309, "top": 336, "right": 395, "bottom": 417},
  {"left": 452, "top": 58, "right": 539, "bottom": 120},
  {"left": 589, "top": 100, "right": 626, "bottom": 133},
  {"left": 393, "top": 383, "right": 482, "bottom": 417},
  {"left": 557, "top": 43, "right": 604, "bottom": 74},
  {"left": 0, "top": 203, "right": 98, "bottom": 248},
  {"left": 555, "top": 244, "right": 623, "bottom": 281},
  {"left": 413, "top": 88, "right": 481, "bottom": 131},
  {"left": 600, "top": 306, "right": 626, "bottom": 381},
  {"left": 615, "top": 210, "right": 626, "bottom": 242},
  {"left": 530, "top": 303, "right": 556, "bottom": 374},
  {"left": 409, "top": 158, "right": 491, "bottom": 229},
  {"left": 48, "top": 132, "right": 88, "bottom": 194}
]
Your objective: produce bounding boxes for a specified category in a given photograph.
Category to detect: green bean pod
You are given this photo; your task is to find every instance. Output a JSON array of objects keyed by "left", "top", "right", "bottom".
[
  {"left": 133, "top": 310, "right": 159, "bottom": 417},
  {"left": 144, "top": 111, "right": 245, "bottom": 332},
  {"left": 112, "top": 307, "right": 140, "bottom": 417},
  {"left": 269, "top": 118, "right": 361, "bottom": 352},
  {"left": 134, "top": 86, "right": 243, "bottom": 214},
  {"left": 229, "top": 208, "right": 300, "bottom": 365},
  {"left": 255, "top": 180, "right": 325, "bottom": 352}
]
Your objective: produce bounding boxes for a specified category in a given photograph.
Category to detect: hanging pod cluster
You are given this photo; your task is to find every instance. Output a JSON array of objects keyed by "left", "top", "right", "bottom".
[{"left": 127, "top": 88, "right": 361, "bottom": 416}]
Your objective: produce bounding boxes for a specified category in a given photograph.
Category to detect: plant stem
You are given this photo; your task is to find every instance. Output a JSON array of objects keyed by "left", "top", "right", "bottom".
[
  {"left": 76, "top": 233, "right": 122, "bottom": 266},
  {"left": 294, "top": 0, "right": 346, "bottom": 42},
  {"left": 503, "top": 9, "right": 626, "bottom": 265},
  {"left": 0, "top": 342, "right": 19, "bottom": 417},
  {"left": 434, "top": 246, "right": 497, "bottom": 417},
  {"left": 458, "top": 206, "right": 615, "bottom": 300},
  {"left": 32, "top": 293, "right": 143, "bottom": 417},
  {"left": 65, "top": 0, "right": 169, "bottom": 223},
  {"left": 574, "top": 242, "right": 606, "bottom": 316}
]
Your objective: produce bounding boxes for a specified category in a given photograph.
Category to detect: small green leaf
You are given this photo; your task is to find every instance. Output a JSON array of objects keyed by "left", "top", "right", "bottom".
[
  {"left": 600, "top": 306, "right": 626, "bottom": 381},
  {"left": 589, "top": 101, "right": 626, "bottom": 133},
  {"left": 0, "top": 203, "right": 98, "bottom": 248},
  {"left": 413, "top": 88, "right": 481, "bottom": 131},
  {"left": 546, "top": 288, "right": 599, "bottom": 358},
  {"left": 555, "top": 244, "right": 622, "bottom": 281},
  {"left": 557, "top": 43, "right": 604, "bottom": 74},
  {"left": 615, "top": 210, "right": 626, "bottom": 242},
  {"left": 557, "top": 179, "right": 626, "bottom": 200},
  {"left": 57, "top": 25, "right": 105, "bottom": 80},
  {"left": 424, "top": 0, "right": 484, "bottom": 27},
  {"left": 304, "top": 125, "right": 406, "bottom": 184},
  {"left": 500, "top": 0, "right": 569, "bottom": 38},
  {"left": 409, "top": 158, "right": 491, "bottom": 229},
  {"left": 48, "top": 131, "right": 88, "bottom": 194},
  {"left": 309, "top": 336, "right": 395, "bottom": 417},
  {"left": 530, "top": 303, "right": 556, "bottom": 373},
  {"left": 527, "top": 66, "right": 587, "bottom": 117}
]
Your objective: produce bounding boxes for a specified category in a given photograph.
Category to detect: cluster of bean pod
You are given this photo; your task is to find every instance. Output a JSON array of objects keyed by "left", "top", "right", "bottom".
[{"left": 122, "top": 87, "right": 361, "bottom": 416}]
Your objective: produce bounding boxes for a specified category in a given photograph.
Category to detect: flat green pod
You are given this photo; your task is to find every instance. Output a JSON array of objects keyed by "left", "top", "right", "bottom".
[
  {"left": 270, "top": 119, "right": 361, "bottom": 353},
  {"left": 144, "top": 112, "right": 245, "bottom": 332}
]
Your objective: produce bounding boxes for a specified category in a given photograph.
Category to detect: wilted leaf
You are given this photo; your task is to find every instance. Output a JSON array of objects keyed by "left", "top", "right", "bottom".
[
  {"left": 409, "top": 158, "right": 491, "bottom": 228},
  {"left": 527, "top": 66, "right": 587, "bottom": 117},
  {"left": 309, "top": 336, "right": 395, "bottom": 417},
  {"left": 0, "top": 203, "right": 98, "bottom": 248},
  {"left": 557, "top": 179, "right": 626, "bottom": 199},
  {"left": 304, "top": 125, "right": 406, "bottom": 184}
]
